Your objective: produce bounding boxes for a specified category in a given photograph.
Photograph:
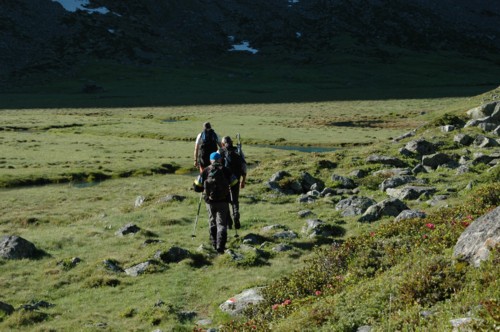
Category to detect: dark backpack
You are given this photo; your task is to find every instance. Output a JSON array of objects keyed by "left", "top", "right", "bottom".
[
  {"left": 199, "top": 129, "right": 218, "bottom": 167},
  {"left": 223, "top": 148, "right": 243, "bottom": 178},
  {"left": 204, "top": 165, "right": 229, "bottom": 201}
]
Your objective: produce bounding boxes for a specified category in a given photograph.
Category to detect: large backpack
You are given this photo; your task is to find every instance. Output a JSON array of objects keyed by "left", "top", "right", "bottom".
[
  {"left": 223, "top": 147, "right": 243, "bottom": 178},
  {"left": 204, "top": 165, "right": 229, "bottom": 201},
  {"left": 199, "top": 129, "right": 218, "bottom": 167}
]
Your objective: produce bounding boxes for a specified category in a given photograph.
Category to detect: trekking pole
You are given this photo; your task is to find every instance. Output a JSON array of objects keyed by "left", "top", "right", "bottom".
[
  {"left": 228, "top": 187, "right": 239, "bottom": 238},
  {"left": 191, "top": 192, "right": 203, "bottom": 238}
]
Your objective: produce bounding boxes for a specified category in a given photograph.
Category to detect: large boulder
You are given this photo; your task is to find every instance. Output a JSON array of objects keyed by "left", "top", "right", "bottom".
[
  {"left": 266, "top": 171, "right": 302, "bottom": 195},
  {"left": 453, "top": 206, "right": 500, "bottom": 267},
  {"left": 404, "top": 138, "right": 436, "bottom": 155},
  {"left": 219, "top": 287, "right": 264, "bottom": 316},
  {"left": 0, "top": 235, "right": 44, "bottom": 260},
  {"left": 358, "top": 198, "right": 409, "bottom": 223},
  {"left": 386, "top": 186, "right": 436, "bottom": 200},
  {"left": 466, "top": 101, "right": 499, "bottom": 120},
  {"left": 422, "top": 153, "right": 456, "bottom": 169},
  {"left": 331, "top": 174, "right": 356, "bottom": 189},
  {"left": 335, "top": 196, "right": 377, "bottom": 216},
  {"left": 299, "top": 171, "right": 325, "bottom": 192}
]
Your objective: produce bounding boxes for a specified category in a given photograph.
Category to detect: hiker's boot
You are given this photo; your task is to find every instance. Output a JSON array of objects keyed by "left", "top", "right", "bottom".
[{"left": 234, "top": 216, "right": 241, "bottom": 230}]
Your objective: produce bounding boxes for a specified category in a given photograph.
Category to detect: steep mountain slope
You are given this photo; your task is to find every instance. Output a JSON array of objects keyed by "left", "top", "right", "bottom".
[{"left": 1, "top": 0, "right": 500, "bottom": 86}]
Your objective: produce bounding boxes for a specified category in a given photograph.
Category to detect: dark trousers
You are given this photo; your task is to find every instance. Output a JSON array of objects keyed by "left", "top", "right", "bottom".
[{"left": 206, "top": 201, "right": 229, "bottom": 252}]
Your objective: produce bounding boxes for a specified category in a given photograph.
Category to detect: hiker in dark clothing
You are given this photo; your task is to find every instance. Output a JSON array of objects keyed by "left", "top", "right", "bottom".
[
  {"left": 193, "top": 152, "right": 238, "bottom": 254},
  {"left": 194, "top": 122, "right": 221, "bottom": 172},
  {"left": 219, "top": 136, "right": 247, "bottom": 229}
]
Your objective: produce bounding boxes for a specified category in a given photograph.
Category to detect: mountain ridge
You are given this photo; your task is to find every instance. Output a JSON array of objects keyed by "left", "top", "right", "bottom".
[{"left": 2, "top": 0, "right": 500, "bottom": 87}]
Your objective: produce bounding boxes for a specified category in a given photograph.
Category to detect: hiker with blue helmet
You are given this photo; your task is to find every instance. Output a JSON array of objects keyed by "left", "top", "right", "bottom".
[
  {"left": 219, "top": 136, "right": 247, "bottom": 230},
  {"left": 194, "top": 122, "right": 221, "bottom": 172},
  {"left": 193, "top": 151, "right": 238, "bottom": 254}
]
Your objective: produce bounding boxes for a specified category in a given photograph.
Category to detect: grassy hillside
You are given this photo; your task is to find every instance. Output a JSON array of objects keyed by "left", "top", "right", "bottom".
[
  {"left": 0, "top": 77, "right": 499, "bottom": 331},
  {"left": 2, "top": 49, "right": 500, "bottom": 109}
]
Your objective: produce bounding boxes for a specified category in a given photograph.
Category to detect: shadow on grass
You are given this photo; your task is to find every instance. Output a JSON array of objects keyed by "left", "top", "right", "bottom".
[{"left": 2, "top": 52, "right": 500, "bottom": 109}]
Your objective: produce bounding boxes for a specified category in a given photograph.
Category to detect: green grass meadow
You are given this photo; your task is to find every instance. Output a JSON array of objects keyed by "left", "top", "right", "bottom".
[{"left": 1, "top": 52, "right": 499, "bottom": 330}]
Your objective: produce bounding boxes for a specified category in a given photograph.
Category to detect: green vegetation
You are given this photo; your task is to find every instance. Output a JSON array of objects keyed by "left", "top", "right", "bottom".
[{"left": 0, "top": 70, "right": 499, "bottom": 331}]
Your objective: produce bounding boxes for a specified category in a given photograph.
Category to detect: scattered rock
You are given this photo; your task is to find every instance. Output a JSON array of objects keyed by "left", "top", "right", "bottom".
[
  {"left": 405, "top": 138, "right": 436, "bottom": 155},
  {"left": 154, "top": 246, "right": 191, "bottom": 263},
  {"left": 157, "top": 194, "right": 186, "bottom": 203},
  {"left": 272, "top": 243, "right": 293, "bottom": 252},
  {"left": 0, "top": 301, "right": 14, "bottom": 315},
  {"left": 335, "top": 196, "right": 377, "bottom": 217},
  {"left": 386, "top": 186, "right": 436, "bottom": 200},
  {"left": 272, "top": 230, "right": 298, "bottom": 240},
  {"left": 103, "top": 259, "right": 124, "bottom": 273},
  {"left": 366, "top": 155, "right": 406, "bottom": 167},
  {"left": 0, "top": 235, "right": 45, "bottom": 260},
  {"left": 331, "top": 174, "right": 356, "bottom": 189},
  {"left": 359, "top": 198, "right": 409, "bottom": 222},
  {"left": 297, "top": 210, "right": 314, "bottom": 218},
  {"left": 135, "top": 195, "right": 146, "bottom": 207},
  {"left": 379, "top": 175, "right": 418, "bottom": 191},
  {"left": 219, "top": 288, "right": 264, "bottom": 316},
  {"left": 124, "top": 261, "right": 156, "bottom": 277},
  {"left": 394, "top": 210, "right": 427, "bottom": 222},
  {"left": 454, "top": 133, "right": 473, "bottom": 146},
  {"left": 422, "top": 153, "right": 455, "bottom": 169},
  {"left": 115, "top": 223, "right": 141, "bottom": 236}
]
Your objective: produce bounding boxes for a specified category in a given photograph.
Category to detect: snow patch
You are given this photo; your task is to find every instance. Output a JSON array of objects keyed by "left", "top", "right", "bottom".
[
  {"left": 228, "top": 41, "right": 259, "bottom": 54},
  {"left": 52, "top": 0, "right": 109, "bottom": 14}
]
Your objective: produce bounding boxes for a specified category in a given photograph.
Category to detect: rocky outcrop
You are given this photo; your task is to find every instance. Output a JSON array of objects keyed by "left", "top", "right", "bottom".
[{"left": 453, "top": 206, "right": 500, "bottom": 267}]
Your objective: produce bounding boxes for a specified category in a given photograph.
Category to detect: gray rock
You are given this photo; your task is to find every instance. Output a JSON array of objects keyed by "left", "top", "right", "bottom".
[
  {"left": 359, "top": 198, "right": 409, "bottom": 222},
  {"left": 272, "top": 243, "right": 293, "bottom": 252},
  {"left": 450, "top": 317, "right": 473, "bottom": 328},
  {"left": 157, "top": 194, "right": 186, "bottom": 203},
  {"left": 473, "top": 135, "right": 499, "bottom": 148},
  {"left": 349, "top": 169, "right": 368, "bottom": 178},
  {"left": 386, "top": 186, "right": 436, "bottom": 200},
  {"left": 135, "top": 195, "right": 146, "bottom": 207},
  {"left": 335, "top": 196, "right": 377, "bottom": 217},
  {"left": 392, "top": 130, "right": 415, "bottom": 142},
  {"left": 422, "top": 153, "right": 455, "bottom": 169},
  {"left": 299, "top": 171, "right": 325, "bottom": 192},
  {"left": 297, "top": 194, "right": 317, "bottom": 203},
  {"left": 366, "top": 155, "right": 406, "bottom": 167},
  {"left": 440, "top": 125, "right": 455, "bottom": 132},
  {"left": 379, "top": 175, "right": 417, "bottom": 191},
  {"left": 0, "top": 301, "right": 14, "bottom": 315},
  {"left": 356, "top": 326, "right": 372, "bottom": 332},
  {"left": 261, "top": 224, "right": 287, "bottom": 232},
  {"left": 394, "top": 210, "right": 427, "bottom": 222},
  {"left": 103, "top": 259, "right": 124, "bottom": 273},
  {"left": 426, "top": 195, "right": 449, "bottom": 207},
  {"left": 478, "top": 122, "right": 498, "bottom": 132},
  {"left": 373, "top": 168, "right": 412, "bottom": 177},
  {"left": 466, "top": 101, "right": 499, "bottom": 119},
  {"left": 453, "top": 206, "right": 500, "bottom": 267},
  {"left": 115, "top": 223, "right": 141, "bottom": 236},
  {"left": 331, "top": 174, "right": 356, "bottom": 189},
  {"left": 154, "top": 246, "right": 190, "bottom": 263},
  {"left": 492, "top": 125, "right": 500, "bottom": 136},
  {"left": 320, "top": 187, "right": 337, "bottom": 197},
  {"left": 219, "top": 287, "right": 264, "bottom": 316},
  {"left": 454, "top": 133, "right": 473, "bottom": 146},
  {"left": 298, "top": 210, "right": 314, "bottom": 218},
  {"left": 125, "top": 261, "right": 155, "bottom": 277},
  {"left": 412, "top": 164, "right": 427, "bottom": 174},
  {"left": 0, "top": 235, "right": 43, "bottom": 260},
  {"left": 405, "top": 138, "right": 436, "bottom": 155},
  {"left": 272, "top": 230, "right": 298, "bottom": 240}
]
